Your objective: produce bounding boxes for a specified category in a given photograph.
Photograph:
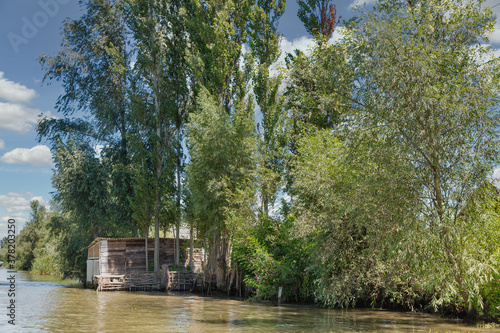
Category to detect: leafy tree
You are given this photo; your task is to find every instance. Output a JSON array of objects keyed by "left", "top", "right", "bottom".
[
  {"left": 187, "top": 0, "right": 253, "bottom": 113},
  {"left": 161, "top": 0, "right": 192, "bottom": 265},
  {"left": 125, "top": 0, "right": 181, "bottom": 271},
  {"left": 232, "top": 214, "right": 313, "bottom": 302},
  {"left": 52, "top": 138, "right": 110, "bottom": 239},
  {"left": 187, "top": 87, "right": 256, "bottom": 289},
  {"left": 248, "top": 0, "right": 286, "bottom": 218},
  {"left": 345, "top": 0, "right": 500, "bottom": 313},
  {"left": 297, "top": 0, "right": 340, "bottom": 37},
  {"left": 292, "top": 129, "right": 422, "bottom": 308},
  {"left": 186, "top": 0, "right": 256, "bottom": 288},
  {"left": 16, "top": 201, "right": 46, "bottom": 270},
  {"left": 38, "top": 0, "right": 136, "bottom": 235},
  {"left": 284, "top": 40, "right": 353, "bottom": 156},
  {"left": 9, "top": 201, "right": 63, "bottom": 276}
]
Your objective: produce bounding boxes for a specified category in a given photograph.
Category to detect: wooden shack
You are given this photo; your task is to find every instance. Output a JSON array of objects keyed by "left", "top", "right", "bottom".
[{"left": 86, "top": 237, "right": 202, "bottom": 286}]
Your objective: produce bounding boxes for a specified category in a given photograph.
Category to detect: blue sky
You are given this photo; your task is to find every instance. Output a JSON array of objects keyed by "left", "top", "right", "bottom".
[{"left": 1, "top": 0, "right": 500, "bottom": 237}]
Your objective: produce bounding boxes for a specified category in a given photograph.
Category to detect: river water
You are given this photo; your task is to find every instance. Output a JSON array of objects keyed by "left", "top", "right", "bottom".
[{"left": 0, "top": 269, "right": 498, "bottom": 332}]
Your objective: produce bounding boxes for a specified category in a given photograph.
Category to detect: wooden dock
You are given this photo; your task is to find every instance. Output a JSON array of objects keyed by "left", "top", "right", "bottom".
[
  {"left": 168, "top": 271, "right": 196, "bottom": 291},
  {"left": 96, "top": 272, "right": 162, "bottom": 291},
  {"left": 95, "top": 270, "right": 198, "bottom": 292}
]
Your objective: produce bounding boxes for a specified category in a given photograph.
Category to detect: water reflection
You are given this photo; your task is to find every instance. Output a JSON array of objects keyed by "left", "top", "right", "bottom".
[{"left": 0, "top": 270, "right": 498, "bottom": 332}]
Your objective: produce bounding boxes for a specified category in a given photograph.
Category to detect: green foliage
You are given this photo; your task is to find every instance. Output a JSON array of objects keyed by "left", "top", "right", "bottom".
[
  {"left": 31, "top": 242, "right": 61, "bottom": 276},
  {"left": 38, "top": 0, "right": 136, "bottom": 235},
  {"left": 286, "top": 0, "right": 500, "bottom": 317},
  {"left": 49, "top": 138, "right": 133, "bottom": 279},
  {"left": 9, "top": 201, "right": 63, "bottom": 276},
  {"left": 291, "top": 129, "right": 424, "bottom": 309},
  {"left": 187, "top": 85, "right": 256, "bottom": 287},
  {"left": 284, "top": 38, "right": 353, "bottom": 158},
  {"left": 187, "top": 0, "right": 253, "bottom": 113},
  {"left": 34, "top": 0, "right": 500, "bottom": 320},
  {"left": 297, "top": 0, "right": 340, "bottom": 37},
  {"left": 248, "top": 0, "right": 286, "bottom": 218},
  {"left": 343, "top": 0, "right": 500, "bottom": 314},
  {"left": 233, "top": 216, "right": 314, "bottom": 302},
  {"left": 126, "top": 0, "right": 192, "bottom": 270},
  {"left": 187, "top": 87, "right": 255, "bottom": 233},
  {"left": 52, "top": 138, "right": 109, "bottom": 238}
]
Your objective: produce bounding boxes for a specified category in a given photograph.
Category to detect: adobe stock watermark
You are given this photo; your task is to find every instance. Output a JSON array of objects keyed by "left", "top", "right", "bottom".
[
  {"left": 6, "top": 219, "right": 16, "bottom": 326},
  {"left": 7, "top": 0, "right": 72, "bottom": 54}
]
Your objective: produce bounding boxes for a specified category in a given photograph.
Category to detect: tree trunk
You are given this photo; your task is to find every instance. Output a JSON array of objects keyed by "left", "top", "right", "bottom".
[
  {"left": 92, "top": 222, "right": 98, "bottom": 239},
  {"left": 189, "top": 225, "right": 194, "bottom": 269},
  {"left": 154, "top": 190, "right": 160, "bottom": 272},
  {"left": 145, "top": 230, "right": 149, "bottom": 272},
  {"left": 214, "top": 227, "right": 231, "bottom": 290},
  {"left": 175, "top": 129, "right": 182, "bottom": 265}
]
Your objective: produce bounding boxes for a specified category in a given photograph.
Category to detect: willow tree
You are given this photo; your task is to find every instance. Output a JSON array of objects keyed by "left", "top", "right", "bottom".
[
  {"left": 345, "top": 0, "right": 500, "bottom": 312},
  {"left": 38, "top": 0, "right": 136, "bottom": 235},
  {"left": 51, "top": 137, "right": 111, "bottom": 240}
]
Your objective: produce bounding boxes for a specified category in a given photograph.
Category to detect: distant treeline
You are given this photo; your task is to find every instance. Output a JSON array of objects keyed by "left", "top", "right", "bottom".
[{"left": 3, "top": 0, "right": 500, "bottom": 320}]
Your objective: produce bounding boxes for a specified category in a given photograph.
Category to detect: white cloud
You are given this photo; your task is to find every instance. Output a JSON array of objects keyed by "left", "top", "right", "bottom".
[
  {"left": 0, "top": 72, "right": 38, "bottom": 104},
  {"left": 94, "top": 144, "right": 104, "bottom": 159},
  {"left": 0, "top": 191, "right": 48, "bottom": 216},
  {"left": 0, "top": 145, "right": 53, "bottom": 166},
  {"left": 489, "top": 28, "right": 500, "bottom": 44},
  {"left": 272, "top": 36, "right": 315, "bottom": 76},
  {"left": 486, "top": 0, "right": 500, "bottom": 44},
  {"left": 0, "top": 192, "right": 32, "bottom": 209},
  {"left": 0, "top": 73, "right": 52, "bottom": 133},
  {"left": 0, "top": 139, "right": 4, "bottom": 149},
  {"left": 0, "top": 192, "right": 49, "bottom": 233},
  {"left": 0, "top": 102, "right": 50, "bottom": 133},
  {"left": 349, "top": 0, "right": 376, "bottom": 10},
  {"left": 0, "top": 214, "right": 28, "bottom": 234},
  {"left": 493, "top": 168, "right": 500, "bottom": 187},
  {"left": 280, "top": 36, "right": 316, "bottom": 58},
  {"left": 270, "top": 29, "right": 345, "bottom": 80}
]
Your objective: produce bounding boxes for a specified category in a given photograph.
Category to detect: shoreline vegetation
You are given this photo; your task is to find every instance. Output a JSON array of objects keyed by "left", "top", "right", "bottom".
[{"left": 2, "top": 0, "right": 500, "bottom": 325}]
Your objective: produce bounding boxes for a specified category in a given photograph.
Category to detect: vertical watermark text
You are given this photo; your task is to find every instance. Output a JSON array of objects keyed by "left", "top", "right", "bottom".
[{"left": 6, "top": 219, "right": 16, "bottom": 326}]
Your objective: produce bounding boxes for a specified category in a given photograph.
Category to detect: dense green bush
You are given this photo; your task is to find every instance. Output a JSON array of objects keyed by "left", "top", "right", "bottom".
[{"left": 232, "top": 216, "right": 313, "bottom": 302}]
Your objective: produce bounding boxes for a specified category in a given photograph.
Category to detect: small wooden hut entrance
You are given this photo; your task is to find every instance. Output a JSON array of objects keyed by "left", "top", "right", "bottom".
[{"left": 86, "top": 237, "right": 202, "bottom": 291}]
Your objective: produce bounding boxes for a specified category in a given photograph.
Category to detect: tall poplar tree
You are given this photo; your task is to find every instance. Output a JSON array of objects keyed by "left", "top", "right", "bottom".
[
  {"left": 126, "top": 0, "right": 177, "bottom": 272},
  {"left": 186, "top": 0, "right": 255, "bottom": 288},
  {"left": 248, "top": 0, "right": 286, "bottom": 218}
]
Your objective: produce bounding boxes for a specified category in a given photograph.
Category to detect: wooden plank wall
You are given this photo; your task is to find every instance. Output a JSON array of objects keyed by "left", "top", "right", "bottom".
[
  {"left": 102, "top": 239, "right": 202, "bottom": 275},
  {"left": 88, "top": 242, "right": 100, "bottom": 259},
  {"left": 100, "top": 240, "right": 108, "bottom": 275}
]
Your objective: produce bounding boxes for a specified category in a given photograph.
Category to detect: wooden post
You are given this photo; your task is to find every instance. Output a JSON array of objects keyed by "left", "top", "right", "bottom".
[
  {"left": 189, "top": 226, "right": 194, "bottom": 269},
  {"left": 161, "top": 264, "right": 170, "bottom": 291},
  {"left": 145, "top": 232, "right": 149, "bottom": 272}
]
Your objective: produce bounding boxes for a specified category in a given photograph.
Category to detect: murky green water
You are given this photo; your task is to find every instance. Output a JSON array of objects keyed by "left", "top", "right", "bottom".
[{"left": 0, "top": 270, "right": 498, "bottom": 332}]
